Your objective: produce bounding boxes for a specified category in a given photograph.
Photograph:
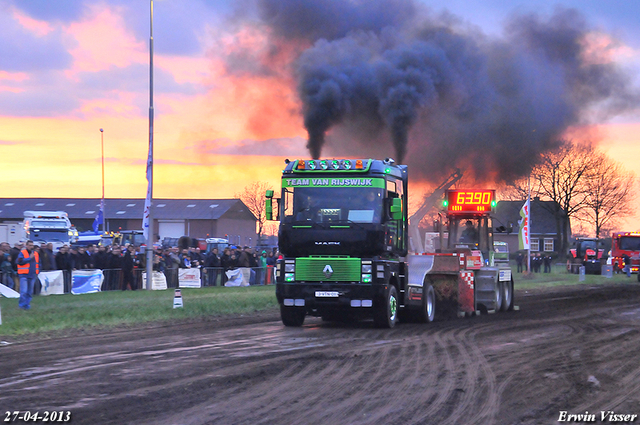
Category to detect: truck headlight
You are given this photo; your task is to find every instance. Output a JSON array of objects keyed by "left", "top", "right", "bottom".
[
  {"left": 361, "top": 264, "right": 372, "bottom": 273},
  {"left": 361, "top": 274, "right": 372, "bottom": 283},
  {"left": 285, "top": 263, "right": 295, "bottom": 273},
  {"left": 285, "top": 273, "right": 295, "bottom": 282}
]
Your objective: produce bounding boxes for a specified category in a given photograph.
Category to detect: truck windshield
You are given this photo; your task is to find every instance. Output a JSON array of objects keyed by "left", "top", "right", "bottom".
[
  {"left": 30, "top": 229, "right": 69, "bottom": 243},
  {"left": 619, "top": 237, "right": 640, "bottom": 250},
  {"left": 122, "top": 234, "right": 147, "bottom": 246},
  {"left": 284, "top": 187, "right": 384, "bottom": 224}
]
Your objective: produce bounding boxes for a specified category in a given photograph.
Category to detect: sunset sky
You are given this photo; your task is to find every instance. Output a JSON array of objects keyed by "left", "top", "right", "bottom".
[{"left": 1, "top": 0, "right": 639, "bottom": 228}]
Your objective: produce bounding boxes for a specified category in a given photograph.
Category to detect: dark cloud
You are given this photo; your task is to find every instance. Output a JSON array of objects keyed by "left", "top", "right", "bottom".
[
  {"left": 258, "top": 0, "right": 417, "bottom": 42},
  {"left": 247, "top": 1, "right": 640, "bottom": 183}
]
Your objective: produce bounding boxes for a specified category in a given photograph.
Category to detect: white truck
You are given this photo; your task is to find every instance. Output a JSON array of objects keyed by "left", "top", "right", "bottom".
[
  {"left": 23, "top": 211, "right": 75, "bottom": 251},
  {"left": 0, "top": 222, "right": 23, "bottom": 246}
]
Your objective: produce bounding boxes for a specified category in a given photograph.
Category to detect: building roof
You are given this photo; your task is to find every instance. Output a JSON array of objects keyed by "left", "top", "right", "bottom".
[
  {"left": 0, "top": 198, "right": 256, "bottom": 221},
  {"left": 493, "top": 199, "right": 566, "bottom": 236}
]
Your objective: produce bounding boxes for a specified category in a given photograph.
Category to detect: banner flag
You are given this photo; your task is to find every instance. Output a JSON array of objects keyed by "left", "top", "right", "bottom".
[
  {"left": 40, "top": 270, "right": 64, "bottom": 296},
  {"left": 178, "top": 268, "right": 201, "bottom": 288},
  {"left": 71, "top": 270, "right": 104, "bottom": 294},
  {"left": 142, "top": 271, "right": 168, "bottom": 290},
  {"left": 92, "top": 200, "right": 104, "bottom": 233},
  {"left": 143, "top": 149, "right": 152, "bottom": 240},
  {"left": 225, "top": 268, "right": 249, "bottom": 287},
  {"left": 519, "top": 198, "right": 530, "bottom": 251},
  {"left": 0, "top": 283, "right": 19, "bottom": 298}
]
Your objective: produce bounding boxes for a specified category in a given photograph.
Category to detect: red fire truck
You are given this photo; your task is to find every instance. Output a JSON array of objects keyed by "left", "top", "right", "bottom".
[{"left": 610, "top": 232, "right": 640, "bottom": 274}]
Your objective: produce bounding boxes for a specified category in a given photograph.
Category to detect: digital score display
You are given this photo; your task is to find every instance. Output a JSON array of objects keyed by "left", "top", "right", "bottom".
[{"left": 445, "top": 190, "right": 496, "bottom": 213}]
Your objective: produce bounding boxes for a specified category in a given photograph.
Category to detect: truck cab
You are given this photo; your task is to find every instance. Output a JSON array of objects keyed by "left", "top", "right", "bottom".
[
  {"left": 23, "top": 211, "right": 74, "bottom": 252},
  {"left": 610, "top": 232, "right": 640, "bottom": 274},
  {"left": 268, "top": 158, "right": 407, "bottom": 327}
]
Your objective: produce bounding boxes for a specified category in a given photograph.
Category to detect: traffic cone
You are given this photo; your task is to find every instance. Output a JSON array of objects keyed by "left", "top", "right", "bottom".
[{"left": 173, "top": 288, "right": 183, "bottom": 309}]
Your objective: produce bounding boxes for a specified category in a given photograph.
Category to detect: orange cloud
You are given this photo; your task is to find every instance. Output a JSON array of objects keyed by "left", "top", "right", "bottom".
[
  {"left": 64, "top": 5, "right": 146, "bottom": 79},
  {"left": 0, "top": 71, "right": 29, "bottom": 82},
  {"left": 580, "top": 31, "right": 636, "bottom": 65},
  {"left": 11, "top": 7, "right": 54, "bottom": 37}
]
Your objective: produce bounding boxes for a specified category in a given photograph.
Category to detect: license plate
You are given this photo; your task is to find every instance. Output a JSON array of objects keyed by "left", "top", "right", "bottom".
[{"left": 315, "top": 291, "right": 339, "bottom": 298}]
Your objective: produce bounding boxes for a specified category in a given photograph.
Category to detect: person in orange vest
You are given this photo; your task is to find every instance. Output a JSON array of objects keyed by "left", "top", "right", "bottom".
[{"left": 17, "top": 240, "right": 40, "bottom": 310}]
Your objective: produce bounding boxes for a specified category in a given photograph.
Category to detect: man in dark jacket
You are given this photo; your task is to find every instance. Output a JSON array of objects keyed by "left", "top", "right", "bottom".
[
  {"left": 107, "top": 246, "right": 123, "bottom": 291},
  {"left": 75, "top": 246, "right": 92, "bottom": 270},
  {"left": 205, "top": 248, "right": 220, "bottom": 286},
  {"left": 93, "top": 246, "right": 108, "bottom": 269},
  {"left": 122, "top": 245, "right": 137, "bottom": 290}
]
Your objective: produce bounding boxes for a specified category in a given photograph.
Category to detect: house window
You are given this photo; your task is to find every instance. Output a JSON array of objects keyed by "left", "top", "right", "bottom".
[
  {"left": 531, "top": 239, "right": 539, "bottom": 251},
  {"left": 544, "top": 238, "right": 554, "bottom": 252}
]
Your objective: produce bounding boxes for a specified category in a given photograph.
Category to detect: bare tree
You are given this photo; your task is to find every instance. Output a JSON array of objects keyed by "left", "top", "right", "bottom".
[
  {"left": 580, "top": 151, "right": 636, "bottom": 238},
  {"left": 235, "top": 181, "right": 276, "bottom": 241},
  {"left": 534, "top": 141, "right": 598, "bottom": 258}
]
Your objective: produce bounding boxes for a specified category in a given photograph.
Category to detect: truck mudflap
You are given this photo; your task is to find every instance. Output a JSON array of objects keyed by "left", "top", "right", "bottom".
[{"left": 458, "top": 271, "right": 475, "bottom": 313}]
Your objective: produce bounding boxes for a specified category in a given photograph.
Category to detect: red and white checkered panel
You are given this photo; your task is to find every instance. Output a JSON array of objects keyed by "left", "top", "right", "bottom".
[
  {"left": 460, "top": 271, "right": 474, "bottom": 289},
  {"left": 458, "top": 271, "right": 475, "bottom": 313}
]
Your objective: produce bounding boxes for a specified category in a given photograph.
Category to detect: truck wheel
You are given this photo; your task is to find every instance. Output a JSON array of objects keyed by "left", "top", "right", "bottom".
[
  {"left": 494, "top": 280, "right": 503, "bottom": 312},
  {"left": 501, "top": 278, "right": 514, "bottom": 312},
  {"left": 373, "top": 285, "right": 398, "bottom": 328},
  {"left": 415, "top": 284, "right": 436, "bottom": 323},
  {"left": 281, "top": 305, "right": 305, "bottom": 327}
]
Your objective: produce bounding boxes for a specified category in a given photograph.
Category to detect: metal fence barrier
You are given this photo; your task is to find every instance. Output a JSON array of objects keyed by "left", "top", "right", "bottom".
[{"left": 2, "top": 266, "right": 277, "bottom": 295}]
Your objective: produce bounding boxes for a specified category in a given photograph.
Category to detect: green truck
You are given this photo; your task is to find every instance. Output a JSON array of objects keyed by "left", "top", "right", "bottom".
[{"left": 266, "top": 158, "right": 515, "bottom": 328}]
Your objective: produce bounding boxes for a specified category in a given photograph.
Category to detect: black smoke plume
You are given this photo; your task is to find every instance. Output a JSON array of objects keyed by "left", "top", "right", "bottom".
[{"left": 254, "top": 1, "right": 639, "bottom": 182}]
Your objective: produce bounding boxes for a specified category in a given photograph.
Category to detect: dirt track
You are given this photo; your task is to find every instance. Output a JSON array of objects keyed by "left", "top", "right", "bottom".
[{"left": 2, "top": 283, "right": 640, "bottom": 425}]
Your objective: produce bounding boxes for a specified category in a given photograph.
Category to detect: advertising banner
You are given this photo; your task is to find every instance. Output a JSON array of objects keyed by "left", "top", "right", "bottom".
[
  {"left": 0, "top": 283, "right": 19, "bottom": 298},
  {"left": 39, "top": 270, "right": 64, "bottom": 296},
  {"left": 71, "top": 270, "right": 104, "bottom": 294},
  {"left": 178, "top": 268, "right": 201, "bottom": 288},
  {"left": 225, "top": 268, "right": 249, "bottom": 287},
  {"left": 142, "top": 271, "right": 168, "bottom": 290}
]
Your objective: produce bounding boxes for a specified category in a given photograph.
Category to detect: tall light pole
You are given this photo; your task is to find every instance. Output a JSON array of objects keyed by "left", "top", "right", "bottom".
[{"left": 100, "top": 128, "right": 106, "bottom": 232}]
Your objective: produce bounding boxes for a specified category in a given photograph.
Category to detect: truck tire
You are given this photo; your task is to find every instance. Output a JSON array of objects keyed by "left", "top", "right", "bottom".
[
  {"left": 281, "top": 305, "right": 305, "bottom": 327},
  {"left": 501, "top": 278, "right": 514, "bottom": 312},
  {"left": 373, "top": 285, "right": 398, "bottom": 328},
  {"left": 414, "top": 283, "right": 436, "bottom": 323},
  {"left": 494, "top": 280, "right": 503, "bottom": 312}
]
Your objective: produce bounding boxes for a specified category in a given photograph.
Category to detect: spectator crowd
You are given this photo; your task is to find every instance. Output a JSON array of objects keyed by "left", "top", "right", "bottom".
[{"left": 1, "top": 240, "right": 279, "bottom": 293}]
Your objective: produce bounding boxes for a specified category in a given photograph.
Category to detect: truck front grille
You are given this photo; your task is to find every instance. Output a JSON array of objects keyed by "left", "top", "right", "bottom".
[{"left": 295, "top": 257, "right": 361, "bottom": 282}]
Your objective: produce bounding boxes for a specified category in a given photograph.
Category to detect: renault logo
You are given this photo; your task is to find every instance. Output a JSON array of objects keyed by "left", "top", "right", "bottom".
[{"left": 323, "top": 265, "right": 333, "bottom": 278}]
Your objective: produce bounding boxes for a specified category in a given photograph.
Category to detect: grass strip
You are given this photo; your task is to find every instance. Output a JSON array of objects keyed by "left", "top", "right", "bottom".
[{"left": 0, "top": 264, "right": 636, "bottom": 337}]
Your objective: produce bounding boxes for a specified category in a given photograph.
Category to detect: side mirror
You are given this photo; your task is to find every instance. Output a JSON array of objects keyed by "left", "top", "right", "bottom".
[
  {"left": 390, "top": 198, "right": 402, "bottom": 220},
  {"left": 265, "top": 190, "right": 274, "bottom": 221}
]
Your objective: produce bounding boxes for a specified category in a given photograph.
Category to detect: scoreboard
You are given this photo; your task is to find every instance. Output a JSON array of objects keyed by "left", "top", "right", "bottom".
[{"left": 445, "top": 190, "right": 496, "bottom": 214}]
